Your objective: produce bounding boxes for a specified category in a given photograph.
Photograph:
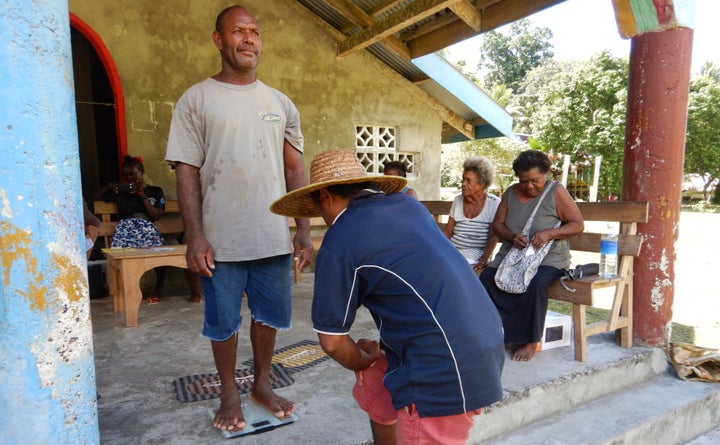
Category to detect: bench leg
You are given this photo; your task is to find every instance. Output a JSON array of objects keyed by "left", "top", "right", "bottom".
[
  {"left": 619, "top": 281, "right": 633, "bottom": 348},
  {"left": 572, "top": 303, "right": 588, "bottom": 362},
  {"left": 106, "top": 257, "right": 123, "bottom": 313},
  {"left": 117, "top": 260, "right": 144, "bottom": 327}
]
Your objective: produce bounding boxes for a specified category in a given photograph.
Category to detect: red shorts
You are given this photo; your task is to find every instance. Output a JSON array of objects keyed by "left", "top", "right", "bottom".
[
  {"left": 352, "top": 355, "right": 482, "bottom": 444},
  {"left": 352, "top": 354, "right": 397, "bottom": 425}
]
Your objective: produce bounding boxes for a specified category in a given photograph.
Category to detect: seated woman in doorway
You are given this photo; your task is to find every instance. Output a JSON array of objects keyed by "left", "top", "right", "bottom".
[
  {"left": 442, "top": 156, "right": 500, "bottom": 275},
  {"left": 94, "top": 155, "right": 166, "bottom": 304},
  {"left": 479, "top": 150, "right": 584, "bottom": 361}
]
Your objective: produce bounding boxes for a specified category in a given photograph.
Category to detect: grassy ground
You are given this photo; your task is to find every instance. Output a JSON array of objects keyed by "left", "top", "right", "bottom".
[{"left": 548, "top": 300, "right": 696, "bottom": 345}]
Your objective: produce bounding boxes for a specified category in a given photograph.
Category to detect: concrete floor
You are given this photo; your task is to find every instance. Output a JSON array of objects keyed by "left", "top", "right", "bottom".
[
  {"left": 91, "top": 270, "right": 671, "bottom": 445},
  {"left": 90, "top": 212, "right": 719, "bottom": 444},
  {"left": 92, "top": 272, "right": 379, "bottom": 445}
]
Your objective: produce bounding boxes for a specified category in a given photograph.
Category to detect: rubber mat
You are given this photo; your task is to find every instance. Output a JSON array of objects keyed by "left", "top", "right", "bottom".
[{"left": 172, "top": 363, "right": 294, "bottom": 402}]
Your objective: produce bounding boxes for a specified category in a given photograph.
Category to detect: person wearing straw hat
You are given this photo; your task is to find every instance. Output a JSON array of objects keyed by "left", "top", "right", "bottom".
[
  {"left": 165, "top": 5, "right": 312, "bottom": 433},
  {"left": 271, "top": 149, "right": 505, "bottom": 445}
]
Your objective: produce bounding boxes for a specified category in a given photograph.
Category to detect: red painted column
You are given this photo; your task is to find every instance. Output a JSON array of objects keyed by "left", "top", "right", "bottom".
[{"left": 622, "top": 28, "right": 693, "bottom": 347}]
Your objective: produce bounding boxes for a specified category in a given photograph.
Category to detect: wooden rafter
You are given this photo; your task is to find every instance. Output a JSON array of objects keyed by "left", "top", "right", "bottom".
[
  {"left": 449, "top": 0, "right": 482, "bottom": 31},
  {"left": 325, "top": 0, "right": 411, "bottom": 59},
  {"left": 337, "top": 0, "right": 460, "bottom": 57}
]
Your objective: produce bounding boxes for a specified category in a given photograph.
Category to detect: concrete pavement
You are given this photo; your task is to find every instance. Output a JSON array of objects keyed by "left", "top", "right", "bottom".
[{"left": 92, "top": 269, "right": 717, "bottom": 444}]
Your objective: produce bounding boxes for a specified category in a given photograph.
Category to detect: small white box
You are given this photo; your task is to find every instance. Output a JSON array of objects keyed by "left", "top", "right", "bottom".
[{"left": 538, "top": 310, "right": 572, "bottom": 351}]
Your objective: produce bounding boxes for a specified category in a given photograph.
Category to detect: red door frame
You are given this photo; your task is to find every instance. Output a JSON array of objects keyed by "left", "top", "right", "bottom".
[{"left": 69, "top": 13, "right": 127, "bottom": 167}]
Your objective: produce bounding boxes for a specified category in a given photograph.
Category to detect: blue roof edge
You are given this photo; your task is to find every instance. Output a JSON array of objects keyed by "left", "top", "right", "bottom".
[{"left": 411, "top": 53, "right": 513, "bottom": 140}]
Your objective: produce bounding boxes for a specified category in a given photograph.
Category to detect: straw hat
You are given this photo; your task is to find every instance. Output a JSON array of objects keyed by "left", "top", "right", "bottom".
[{"left": 270, "top": 149, "right": 407, "bottom": 218}]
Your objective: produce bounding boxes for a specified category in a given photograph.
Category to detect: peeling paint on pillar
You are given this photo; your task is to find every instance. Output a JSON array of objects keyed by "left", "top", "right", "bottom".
[
  {"left": 622, "top": 27, "right": 693, "bottom": 348},
  {"left": 1, "top": 0, "right": 100, "bottom": 443}
]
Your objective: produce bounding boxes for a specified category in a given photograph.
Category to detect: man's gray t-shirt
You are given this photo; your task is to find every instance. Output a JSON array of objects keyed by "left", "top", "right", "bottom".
[{"left": 166, "top": 78, "right": 303, "bottom": 261}]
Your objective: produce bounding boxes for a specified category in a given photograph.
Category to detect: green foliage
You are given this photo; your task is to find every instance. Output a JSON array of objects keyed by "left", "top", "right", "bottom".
[
  {"left": 519, "top": 51, "right": 629, "bottom": 199},
  {"left": 685, "top": 64, "right": 720, "bottom": 201},
  {"left": 441, "top": 138, "right": 525, "bottom": 192},
  {"left": 478, "top": 19, "right": 554, "bottom": 94}
]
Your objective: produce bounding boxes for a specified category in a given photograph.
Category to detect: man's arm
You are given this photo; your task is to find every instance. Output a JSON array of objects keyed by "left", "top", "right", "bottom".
[
  {"left": 283, "top": 140, "right": 313, "bottom": 269},
  {"left": 175, "top": 162, "right": 215, "bottom": 276},
  {"left": 318, "top": 334, "right": 380, "bottom": 371}
]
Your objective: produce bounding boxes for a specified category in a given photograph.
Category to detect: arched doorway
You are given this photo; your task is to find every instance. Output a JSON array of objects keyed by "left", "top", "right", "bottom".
[{"left": 69, "top": 13, "right": 126, "bottom": 202}]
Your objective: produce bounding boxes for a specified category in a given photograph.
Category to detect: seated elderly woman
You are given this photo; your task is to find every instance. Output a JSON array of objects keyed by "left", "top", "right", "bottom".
[
  {"left": 479, "top": 150, "right": 584, "bottom": 361},
  {"left": 442, "top": 156, "right": 500, "bottom": 274}
]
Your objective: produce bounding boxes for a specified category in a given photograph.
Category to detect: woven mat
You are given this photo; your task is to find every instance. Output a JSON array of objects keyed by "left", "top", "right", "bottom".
[
  {"left": 242, "top": 339, "right": 330, "bottom": 373},
  {"left": 172, "top": 363, "right": 294, "bottom": 402}
]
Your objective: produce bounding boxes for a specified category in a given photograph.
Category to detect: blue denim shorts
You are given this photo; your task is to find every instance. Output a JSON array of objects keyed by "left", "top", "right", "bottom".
[{"left": 201, "top": 254, "right": 292, "bottom": 341}]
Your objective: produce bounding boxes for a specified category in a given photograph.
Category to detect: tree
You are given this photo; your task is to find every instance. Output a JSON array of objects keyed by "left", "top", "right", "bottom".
[
  {"left": 522, "top": 51, "right": 629, "bottom": 199},
  {"left": 685, "top": 63, "right": 720, "bottom": 202},
  {"left": 441, "top": 137, "right": 526, "bottom": 192},
  {"left": 478, "top": 19, "right": 554, "bottom": 94}
]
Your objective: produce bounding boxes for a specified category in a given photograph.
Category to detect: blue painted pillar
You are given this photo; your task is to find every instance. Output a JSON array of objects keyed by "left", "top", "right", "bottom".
[{"left": 0, "top": 1, "right": 100, "bottom": 444}]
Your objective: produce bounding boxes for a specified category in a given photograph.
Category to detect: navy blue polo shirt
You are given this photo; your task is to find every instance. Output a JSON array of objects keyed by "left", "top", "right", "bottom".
[{"left": 312, "top": 190, "right": 504, "bottom": 417}]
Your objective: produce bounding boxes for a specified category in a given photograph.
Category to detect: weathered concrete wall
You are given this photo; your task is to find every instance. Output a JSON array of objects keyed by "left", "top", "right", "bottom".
[
  {"left": 68, "top": 0, "right": 442, "bottom": 199},
  {"left": 0, "top": 1, "right": 99, "bottom": 443}
]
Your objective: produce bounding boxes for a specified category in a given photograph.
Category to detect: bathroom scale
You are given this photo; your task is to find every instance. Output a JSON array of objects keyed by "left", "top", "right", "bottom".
[{"left": 208, "top": 398, "right": 299, "bottom": 439}]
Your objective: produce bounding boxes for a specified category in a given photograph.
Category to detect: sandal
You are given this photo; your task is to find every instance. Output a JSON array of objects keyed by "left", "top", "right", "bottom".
[{"left": 142, "top": 297, "right": 160, "bottom": 305}]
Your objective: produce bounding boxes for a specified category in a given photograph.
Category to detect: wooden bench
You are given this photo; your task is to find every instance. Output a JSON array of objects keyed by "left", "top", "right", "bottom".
[
  {"left": 420, "top": 200, "right": 649, "bottom": 362},
  {"left": 94, "top": 200, "right": 327, "bottom": 284},
  {"left": 93, "top": 199, "right": 184, "bottom": 248},
  {"left": 547, "top": 201, "right": 648, "bottom": 361},
  {"left": 103, "top": 245, "right": 187, "bottom": 327}
]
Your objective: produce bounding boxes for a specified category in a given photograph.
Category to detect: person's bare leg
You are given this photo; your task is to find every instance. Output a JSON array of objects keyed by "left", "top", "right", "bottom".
[
  {"left": 154, "top": 266, "right": 167, "bottom": 298},
  {"left": 512, "top": 343, "right": 539, "bottom": 361},
  {"left": 249, "top": 319, "right": 294, "bottom": 418},
  {"left": 370, "top": 420, "right": 397, "bottom": 445},
  {"left": 211, "top": 333, "right": 245, "bottom": 431},
  {"left": 186, "top": 269, "right": 203, "bottom": 303}
]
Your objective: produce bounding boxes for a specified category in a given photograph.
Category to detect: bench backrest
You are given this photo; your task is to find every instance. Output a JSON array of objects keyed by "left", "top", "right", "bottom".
[
  {"left": 420, "top": 200, "right": 649, "bottom": 257},
  {"left": 569, "top": 201, "right": 648, "bottom": 256},
  {"left": 93, "top": 199, "right": 184, "bottom": 247}
]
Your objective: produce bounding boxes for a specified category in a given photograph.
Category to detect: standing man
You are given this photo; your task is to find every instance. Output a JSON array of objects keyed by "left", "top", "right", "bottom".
[
  {"left": 271, "top": 150, "right": 505, "bottom": 445},
  {"left": 165, "top": 5, "right": 312, "bottom": 433}
]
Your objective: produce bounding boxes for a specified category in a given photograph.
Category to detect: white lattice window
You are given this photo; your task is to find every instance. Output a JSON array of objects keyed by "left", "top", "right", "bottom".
[{"left": 355, "top": 125, "right": 418, "bottom": 178}]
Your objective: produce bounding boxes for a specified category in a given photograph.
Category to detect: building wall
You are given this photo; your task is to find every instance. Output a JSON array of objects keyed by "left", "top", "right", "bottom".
[{"left": 68, "top": 0, "right": 443, "bottom": 199}]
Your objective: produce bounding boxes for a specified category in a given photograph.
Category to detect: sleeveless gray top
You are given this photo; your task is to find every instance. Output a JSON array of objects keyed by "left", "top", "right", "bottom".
[{"left": 489, "top": 181, "right": 571, "bottom": 269}]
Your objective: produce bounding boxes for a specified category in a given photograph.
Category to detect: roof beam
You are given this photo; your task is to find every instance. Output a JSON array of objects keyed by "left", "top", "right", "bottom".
[
  {"left": 337, "top": 0, "right": 459, "bottom": 57},
  {"left": 408, "top": 0, "right": 566, "bottom": 57},
  {"left": 449, "top": 0, "right": 482, "bottom": 31},
  {"left": 325, "top": 0, "right": 411, "bottom": 59},
  {"left": 369, "top": 0, "right": 407, "bottom": 18}
]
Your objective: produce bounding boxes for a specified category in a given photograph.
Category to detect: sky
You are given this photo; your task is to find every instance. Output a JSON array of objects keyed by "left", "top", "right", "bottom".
[{"left": 445, "top": 0, "right": 718, "bottom": 76}]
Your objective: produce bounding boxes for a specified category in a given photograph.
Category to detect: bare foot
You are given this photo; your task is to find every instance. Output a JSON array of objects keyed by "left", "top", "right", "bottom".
[
  {"left": 188, "top": 295, "right": 203, "bottom": 304},
  {"left": 251, "top": 385, "right": 295, "bottom": 419},
  {"left": 213, "top": 392, "right": 245, "bottom": 431},
  {"left": 512, "top": 343, "right": 539, "bottom": 361}
]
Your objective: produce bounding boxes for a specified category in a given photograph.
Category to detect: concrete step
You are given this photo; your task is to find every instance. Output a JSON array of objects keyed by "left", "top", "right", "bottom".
[
  {"left": 473, "top": 373, "right": 720, "bottom": 445},
  {"left": 470, "top": 334, "right": 669, "bottom": 442},
  {"left": 686, "top": 425, "right": 720, "bottom": 444}
]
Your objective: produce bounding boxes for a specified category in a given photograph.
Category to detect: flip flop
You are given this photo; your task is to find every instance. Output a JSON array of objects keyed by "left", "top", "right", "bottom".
[{"left": 143, "top": 297, "right": 160, "bottom": 305}]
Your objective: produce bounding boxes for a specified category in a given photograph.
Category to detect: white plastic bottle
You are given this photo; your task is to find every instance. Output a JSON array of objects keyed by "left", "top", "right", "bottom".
[{"left": 599, "top": 227, "right": 618, "bottom": 278}]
